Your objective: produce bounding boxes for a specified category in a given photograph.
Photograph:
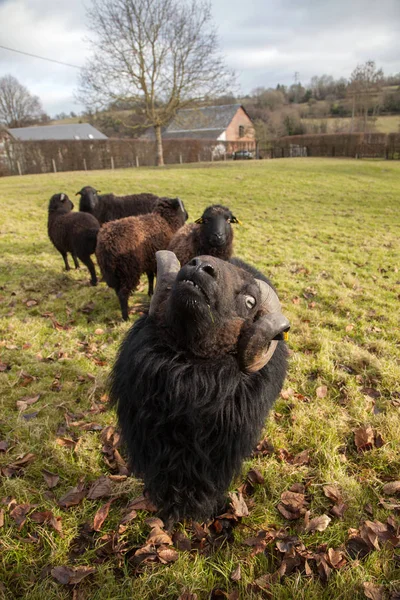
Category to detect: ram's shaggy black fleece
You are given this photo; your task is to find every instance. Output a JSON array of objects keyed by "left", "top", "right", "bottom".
[{"left": 110, "top": 258, "right": 288, "bottom": 522}]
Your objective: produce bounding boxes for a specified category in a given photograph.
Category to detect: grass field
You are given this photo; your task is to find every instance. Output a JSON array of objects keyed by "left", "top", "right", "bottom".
[{"left": 0, "top": 158, "right": 399, "bottom": 600}]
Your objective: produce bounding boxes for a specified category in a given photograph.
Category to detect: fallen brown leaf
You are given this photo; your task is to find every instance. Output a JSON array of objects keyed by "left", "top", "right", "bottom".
[
  {"left": 56, "top": 438, "right": 76, "bottom": 450},
  {"left": 10, "top": 503, "right": 34, "bottom": 530},
  {"left": 0, "top": 440, "right": 8, "bottom": 452},
  {"left": 354, "top": 425, "right": 374, "bottom": 452},
  {"left": 30, "top": 510, "right": 63, "bottom": 536},
  {"left": 363, "top": 582, "right": 385, "bottom": 600},
  {"left": 51, "top": 565, "right": 95, "bottom": 585},
  {"left": 327, "top": 548, "right": 347, "bottom": 569},
  {"left": 42, "top": 469, "right": 60, "bottom": 489},
  {"left": 93, "top": 499, "right": 113, "bottom": 531},
  {"left": 126, "top": 495, "right": 157, "bottom": 512},
  {"left": 277, "top": 490, "right": 306, "bottom": 520},
  {"left": 87, "top": 476, "right": 112, "bottom": 500},
  {"left": 0, "top": 509, "right": 4, "bottom": 528},
  {"left": 16, "top": 394, "right": 40, "bottom": 411},
  {"left": 323, "top": 485, "right": 343, "bottom": 504},
  {"left": 292, "top": 449, "right": 310, "bottom": 466},
  {"left": 58, "top": 481, "right": 86, "bottom": 509},
  {"left": 147, "top": 525, "right": 173, "bottom": 546},
  {"left": 177, "top": 592, "right": 198, "bottom": 600},
  {"left": 246, "top": 468, "right": 265, "bottom": 485},
  {"left": 305, "top": 514, "right": 331, "bottom": 533},
  {"left": 316, "top": 385, "right": 328, "bottom": 398},
  {"left": 383, "top": 481, "right": 400, "bottom": 496},
  {"left": 228, "top": 492, "right": 249, "bottom": 518},
  {"left": 157, "top": 547, "right": 179, "bottom": 563},
  {"left": 230, "top": 564, "right": 241, "bottom": 581}
]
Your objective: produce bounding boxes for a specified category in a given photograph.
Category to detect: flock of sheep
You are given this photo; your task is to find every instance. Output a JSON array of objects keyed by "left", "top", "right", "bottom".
[
  {"left": 47, "top": 185, "right": 240, "bottom": 319},
  {"left": 47, "top": 184, "right": 290, "bottom": 522}
]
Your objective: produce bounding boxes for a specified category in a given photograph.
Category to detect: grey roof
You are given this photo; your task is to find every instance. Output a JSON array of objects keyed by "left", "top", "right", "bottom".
[
  {"left": 7, "top": 123, "right": 108, "bottom": 141},
  {"left": 162, "top": 128, "right": 226, "bottom": 140},
  {"left": 165, "top": 104, "right": 241, "bottom": 135}
]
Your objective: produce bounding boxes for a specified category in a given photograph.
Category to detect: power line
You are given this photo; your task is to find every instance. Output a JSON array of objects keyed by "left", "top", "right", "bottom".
[{"left": 0, "top": 44, "right": 83, "bottom": 69}]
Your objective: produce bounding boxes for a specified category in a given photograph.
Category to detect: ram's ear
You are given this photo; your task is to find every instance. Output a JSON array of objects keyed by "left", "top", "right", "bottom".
[
  {"left": 195, "top": 217, "right": 204, "bottom": 224},
  {"left": 75, "top": 190, "right": 82, "bottom": 196}
]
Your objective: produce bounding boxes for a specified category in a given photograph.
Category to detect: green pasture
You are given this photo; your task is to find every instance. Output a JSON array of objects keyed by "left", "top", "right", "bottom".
[{"left": 0, "top": 158, "right": 399, "bottom": 599}]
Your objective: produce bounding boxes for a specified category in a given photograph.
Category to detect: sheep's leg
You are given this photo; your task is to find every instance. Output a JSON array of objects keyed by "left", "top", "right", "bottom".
[
  {"left": 81, "top": 256, "right": 97, "bottom": 286},
  {"left": 61, "top": 252, "right": 70, "bottom": 271},
  {"left": 72, "top": 254, "right": 80, "bottom": 269},
  {"left": 146, "top": 271, "right": 154, "bottom": 296},
  {"left": 117, "top": 289, "right": 130, "bottom": 321}
]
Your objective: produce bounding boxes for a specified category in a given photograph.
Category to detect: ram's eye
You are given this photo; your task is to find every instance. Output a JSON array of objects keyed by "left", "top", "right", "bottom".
[{"left": 245, "top": 295, "right": 256, "bottom": 310}]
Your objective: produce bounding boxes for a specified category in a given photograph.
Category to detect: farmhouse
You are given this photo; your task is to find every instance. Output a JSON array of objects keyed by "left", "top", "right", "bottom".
[
  {"left": 4, "top": 123, "right": 107, "bottom": 141},
  {"left": 144, "top": 104, "right": 255, "bottom": 151}
]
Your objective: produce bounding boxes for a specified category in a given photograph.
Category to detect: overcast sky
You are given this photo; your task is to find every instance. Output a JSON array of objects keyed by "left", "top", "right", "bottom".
[{"left": 0, "top": 0, "right": 399, "bottom": 117}]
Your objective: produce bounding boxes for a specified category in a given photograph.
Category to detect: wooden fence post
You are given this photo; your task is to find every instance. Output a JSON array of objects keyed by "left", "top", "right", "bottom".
[
  {"left": 179, "top": 153, "right": 183, "bottom": 164},
  {"left": 111, "top": 156, "right": 115, "bottom": 170},
  {"left": 198, "top": 154, "right": 201, "bottom": 162},
  {"left": 135, "top": 156, "right": 139, "bottom": 168},
  {"left": 17, "top": 161, "right": 22, "bottom": 176},
  {"left": 83, "top": 158, "right": 87, "bottom": 171},
  {"left": 52, "top": 159, "right": 57, "bottom": 173}
]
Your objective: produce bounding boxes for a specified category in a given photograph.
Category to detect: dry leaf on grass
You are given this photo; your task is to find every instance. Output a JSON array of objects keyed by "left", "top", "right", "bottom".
[
  {"left": 126, "top": 495, "right": 157, "bottom": 512},
  {"left": 10, "top": 503, "right": 34, "bottom": 530},
  {"left": 178, "top": 593, "right": 198, "bottom": 600},
  {"left": 93, "top": 499, "right": 114, "bottom": 531},
  {"left": 246, "top": 468, "right": 265, "bottom": 485},
  {"left": 87, "top": 476, "right": 112, "bottom": 500},
  {"left": 56, "top": 437, "right": 77, "bottom": 450},
  {"left": 383, "top": 481, "right": 400, "bottom": 495},
  {"left": 363, "top": 582, "right": 385, "bottom": 600},
  {"left": 228, "top": 492, "right": 249, "bottom": 518},
  {"left": 157, "top": 547, "right": 179, "bottom": 564},
  {"left": 354, "top": 425, "right": 374, "bottom": 452},
  {"left": 51, "top": 565, "right": 95, "bottom": 585},
  {"left": 230, "top": 565, "right": 241, "bottom": 581},
  {"left": 277, "top": 490, "right": 306, "bottom": 520},
  {"left": 30, "top": 510, "right": 63, "bottom": 536},
  {"left": 292, "top": 449, "right": 310, "bottom": 466},
  {"left": 316, "top": 385, "right": 328, "bottom": 398},
  {"left": 16, "top": 394, "right": 40, "bottom": 411},
  {"left": 305, "top": 514, "right": 331, "bottom": 533},
  {"left": 42, "top": 469, "right": 60, "bottom": 489},
  {"left": 323, "top": 485, "right": 343, "bottom": 504},
  {"left": 58, "top": 481, "right": 86, "bottom": 509}
]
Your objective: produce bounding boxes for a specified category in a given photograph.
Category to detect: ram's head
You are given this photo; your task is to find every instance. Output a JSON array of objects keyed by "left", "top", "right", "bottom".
[
  {"left": 76, "top": 186, "right": 100, "bottom": 213},
  {"left": 194, "top": 204, "right": 240, "bottom": 248},
  {"left": 150, "top": 251, "right": 290, "bottom": 372}
]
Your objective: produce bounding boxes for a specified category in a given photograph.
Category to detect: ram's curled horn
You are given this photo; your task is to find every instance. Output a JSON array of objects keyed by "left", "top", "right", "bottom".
[
  {"left": 149, "top": 250, "right": 181, "bottom": 316},
  {"left": 239, "top": 279, "right": 290, "bottom": 373},
  {"left": 177, "top": 198, "right": 185, "bottom": 213}
]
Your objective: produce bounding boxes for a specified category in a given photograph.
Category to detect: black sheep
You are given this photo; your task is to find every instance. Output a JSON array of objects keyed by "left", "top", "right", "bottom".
[
  {"left": 47, "top": 193, "right": 100, "bottom": 286},
  {"left": 168, "top": 204, "right": 240, "bottom": 265},
  {"left": 76, "top": 186, "right": 158, "bottom": 224},
  {"left": 110, "top": 250, "right": 290, "bottom": 522}
]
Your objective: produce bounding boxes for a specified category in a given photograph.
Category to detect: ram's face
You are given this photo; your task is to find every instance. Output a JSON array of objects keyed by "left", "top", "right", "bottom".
[
  {"left": 171, "top": 256, "right": 260, "bottom": 324},
  {"left": 151, "top": 252, "right": 290, "bottom": 371}
]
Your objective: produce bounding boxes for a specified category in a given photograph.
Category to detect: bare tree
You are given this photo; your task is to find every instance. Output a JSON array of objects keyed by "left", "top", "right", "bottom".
[
  {"left": 348, "top": 60, "right": 384, "bottom": 133},
  {"left": 0, "top": 75, "right": 47, "bottom": 128},
  {"left": 77, "top": 0, "right": 234, "bottom": 165}
]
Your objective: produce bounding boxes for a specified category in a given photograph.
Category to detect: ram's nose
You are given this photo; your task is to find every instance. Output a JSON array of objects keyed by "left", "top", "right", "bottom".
[{"left": 188, "top": 257, "right": 216, "bottom": 278}]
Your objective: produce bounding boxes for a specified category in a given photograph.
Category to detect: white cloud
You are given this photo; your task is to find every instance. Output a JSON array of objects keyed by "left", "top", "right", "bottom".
[{"left": 0, "top": 0, "right": 399, "bottom": 115}]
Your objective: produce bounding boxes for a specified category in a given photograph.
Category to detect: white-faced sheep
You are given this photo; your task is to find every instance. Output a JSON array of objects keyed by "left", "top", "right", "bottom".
[
  {"left": 168, "top": 204, "right": 240, "bottom": 266},
  {"left": 76, "top": 186, "right": 159, "bottom": 224},
  {"left": 110, "top": 250, "right": 290, "bottom": 522},
  {"left": 47, "top": 193, "right": 100, "bottom": 286},
  {"left": 96, "top": 198, "right": 188, "bottom": 320}
]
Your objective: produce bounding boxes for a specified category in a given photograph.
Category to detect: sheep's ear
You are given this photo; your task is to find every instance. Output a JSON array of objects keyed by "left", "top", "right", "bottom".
[
  {"left": 75, "top": 191, "right": 82, "bottom": 196},
  {"left": 195, "top": 217, "right": 204, "bottom": 224},
  {"left": 230, "top": 215, "right": 242, "bottom": 225}
]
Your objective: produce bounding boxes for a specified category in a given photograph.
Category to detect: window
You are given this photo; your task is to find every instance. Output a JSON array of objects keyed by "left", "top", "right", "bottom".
[{"left": 239, "top": 125, "right": 245, "bottom": 138}]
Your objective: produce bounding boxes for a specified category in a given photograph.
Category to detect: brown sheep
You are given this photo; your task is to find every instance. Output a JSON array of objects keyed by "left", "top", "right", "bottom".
[
  {"left": 168, "top": 204, "right": 240, "bottom": 266},
  {"left": 96, "top": 197, "right": 188, "bottom": 320}
]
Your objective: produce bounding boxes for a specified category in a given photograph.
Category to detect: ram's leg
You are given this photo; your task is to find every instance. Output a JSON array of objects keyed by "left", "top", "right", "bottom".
[
  {"left": 72, "top": 254, "right": 80, "bottom": 269},
  {"left": 61, "top": 252, "right": 70, "bottom": 271},
  {"left": 81, "top": 256, "right": 97, "bottom": 286},
  {"left": 117, "top": 288, "right": 130, "bottom": 321},
  {"left": 146, "top": 271, "right": 154, "bottom": 296}
]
